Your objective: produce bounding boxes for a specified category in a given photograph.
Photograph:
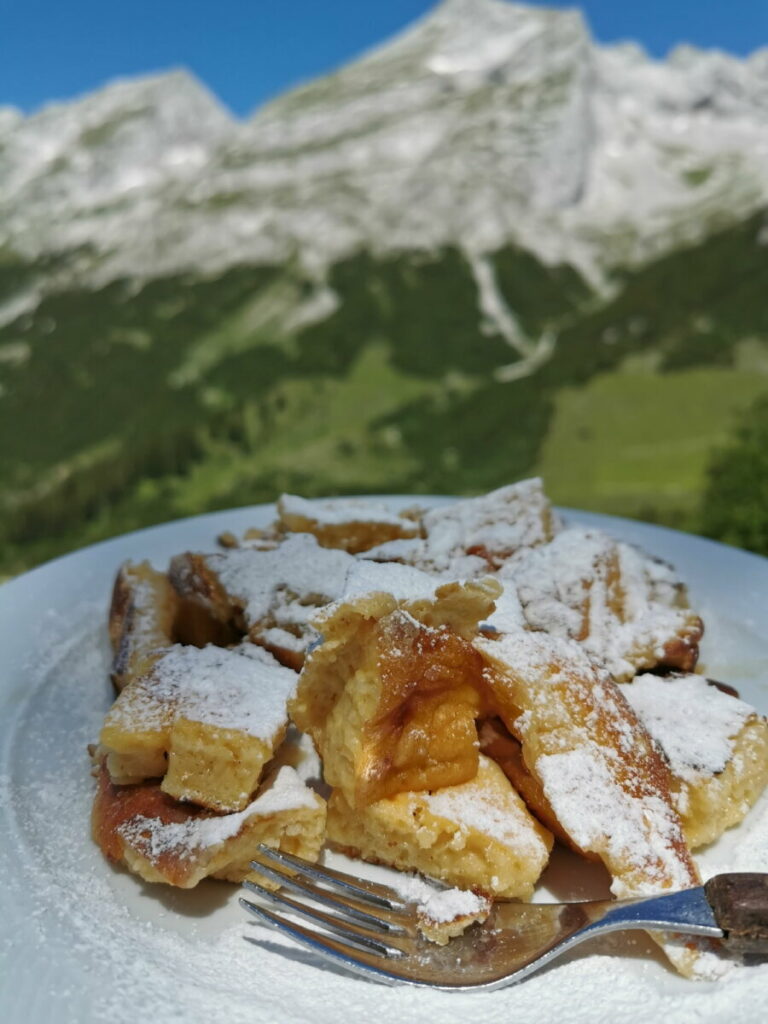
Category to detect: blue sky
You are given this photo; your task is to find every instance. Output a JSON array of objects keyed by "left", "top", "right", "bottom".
[{"left": 3, "top": 0, "right": 768, "bottom": 117}]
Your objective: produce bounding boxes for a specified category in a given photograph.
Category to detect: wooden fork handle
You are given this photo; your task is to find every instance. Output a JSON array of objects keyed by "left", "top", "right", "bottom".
[{"left": 705, "top": 873, "right": 768, "bottom": 953}]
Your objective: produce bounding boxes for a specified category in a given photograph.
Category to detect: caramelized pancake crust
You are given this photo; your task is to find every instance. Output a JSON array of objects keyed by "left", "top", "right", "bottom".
[{"left": 291, "top": 580, "right": 498, "bottom": 806}]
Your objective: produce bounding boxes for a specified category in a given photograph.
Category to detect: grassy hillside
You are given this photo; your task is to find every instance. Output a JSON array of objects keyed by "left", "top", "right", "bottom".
[
  {"left": 2, "top": 210, "right": 768, "bottom": 575},
  {"left": 537, "top": 357, "right": 768, "bottom": 528}
]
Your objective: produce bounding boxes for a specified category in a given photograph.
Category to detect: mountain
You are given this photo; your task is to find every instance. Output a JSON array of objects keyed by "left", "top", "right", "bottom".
[
  {"left": 2, "top": 0, "right": 768, "bottom": 574},
  {"left": 4, "top": 0, "right": 768, "bottom": 293}
]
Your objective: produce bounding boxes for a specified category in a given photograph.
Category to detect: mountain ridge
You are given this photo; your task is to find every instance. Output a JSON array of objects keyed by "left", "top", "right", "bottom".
[{"left": 3, "top": 0, "right": 768, "bottom": 308}]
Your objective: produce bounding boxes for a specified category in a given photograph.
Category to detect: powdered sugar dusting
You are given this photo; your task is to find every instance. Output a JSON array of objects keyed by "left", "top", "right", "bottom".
[
  {"left": 536, "top": 747, "right": 693, "bottom": 897},
  {"left": 499, "top": 527, "right": 699, "bottom": 679},
  {"left": 115, "top": 566, "right": 168, "bottom": 652},
  {"left": 257, "top": 625, "right": 308, "bottom": 654},
  {"left": 209, "top": 533, "right": 355, "bottom": 628},
  {"left": 117, "top": 766, "right": 317, "bottom": 859},
  {"left": 419, "top": 478, "right": 559, "bottom": 573},
  {"left": 476, "top": 625, "right": 600, "bottom": 680},
  {"left": 421, "top": 778, "right": 549, "bottom": 861},
  {"left": 278, "top": 494, "right": 412, "bottom": 528},
  {"left": 623, "top": 674, "right": 756, "bottom": 782},
  {"left": 335, "top": 559, "right": 442, "bottom": 606},
  {"left": 475, "top": 631, "right": 697, "bottom": 897},
  {"left": 393, "top": 874, "right": 491, "bottom": 923},
  {"left": 361, "top": 536, "right": 430, "bottom": 562},
  {"left": 481, "top": 586, "right": 526, "bottom": 634},
  {"left": 110, "top": 643, "right": 298, "bottom": 739}
]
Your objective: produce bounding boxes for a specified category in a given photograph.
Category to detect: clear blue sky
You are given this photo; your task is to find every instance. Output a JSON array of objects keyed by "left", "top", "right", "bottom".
[{"left": 2, "top": 0, "right": 767, "bottom": 118}]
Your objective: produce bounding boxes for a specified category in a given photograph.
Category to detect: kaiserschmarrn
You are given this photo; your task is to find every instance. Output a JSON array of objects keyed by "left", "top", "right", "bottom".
[{"left": 89, "top": 479, "right": 768, "bottom": 974}]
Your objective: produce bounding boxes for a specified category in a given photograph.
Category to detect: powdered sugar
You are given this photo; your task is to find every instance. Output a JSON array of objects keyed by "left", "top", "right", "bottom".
[
  {"left": 257, "top": 626, "right": 308, "bottom": 654},
  {"left": 475, "top": 631, "right": 698, "bottom": 897},
  {"left": 623, "top": 674, "right": 756, "bottom": 782},
  {"left": 421, "top": 774, "right": 549, "bottom": 861},
  {"left": 208, "top": 533, "right": 355, "bottom": 628},
  {"left": 497, "top": 528, "right": 700, "bottom": 679},
  {"left": 535, "top": 748, "right": 694, "bottom": 897},
  {"left": 278, "top": 494, "right": 412, "bottom": 528},
  {"left": 480, "top": 586, "right": 526, "bottom": 634},
  {"left": 476, "top": 625, "right": 600, "bottom": 681},
  {"left": 334, "top": 559, "right": 442, "bottom": 606},
  {"left": 116, "top": 567, "right": 165, "bottom": 647},
  {"left": 109, "top": 643, "right": 298, "bottom": 739},
  {"left": 117, "top": 766, "right": 318, "bottom": 859},
  {"left": 418, "top": 478, "right": 559, "bottom": 573},
  {"left": 392, "top": 874, "right": 491, "bottom": 923},
  {"left": 361, "top": 536, "right": 430, "bottom": 562},
  {"left": 362, "top": 536, "right": 490, "bottom": 580}
]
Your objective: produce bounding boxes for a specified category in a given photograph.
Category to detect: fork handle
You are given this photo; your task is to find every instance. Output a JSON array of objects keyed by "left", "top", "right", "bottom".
[{"left": 705, "top": 873, "right": 768, "bottom": 953}]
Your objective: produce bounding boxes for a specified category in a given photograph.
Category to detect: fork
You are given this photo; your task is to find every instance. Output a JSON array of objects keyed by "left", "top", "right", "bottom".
[{"left": 239, "top": 846, "right": 768, "bottom": 990}]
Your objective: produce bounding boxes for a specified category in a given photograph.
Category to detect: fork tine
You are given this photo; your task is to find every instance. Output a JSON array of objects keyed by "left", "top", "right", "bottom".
[
  {"left": 240, "top": 885, "right": 411, "bottom": 954},
  {"left": 254, "top": 844, "right": 407, "bottom": 910},
  {"left": 248, "top": 854, "right": 409, "bottom": 933},
  {"left": 240, "top": 897, "right": 415, "bottom": 987}
]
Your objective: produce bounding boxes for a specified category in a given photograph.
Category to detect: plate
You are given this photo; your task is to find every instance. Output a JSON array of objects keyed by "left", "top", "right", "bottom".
[{"left": 2, "top": 500, "right": 768, "bottom": 1024}]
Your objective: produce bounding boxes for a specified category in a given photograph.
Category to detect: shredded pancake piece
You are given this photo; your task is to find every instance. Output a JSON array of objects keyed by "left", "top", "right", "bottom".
[
  {"left": 109, "top": 561, "right": 179, "bottom": 692},
  {"left": 623, "top": 673, "right": 768, "bottom": 848},
  {"left": 291, "top": 575, "right": 500, "bottom": 807},
  {"left": 473, "top": 630, "right": 725, "bottom": 977},
  {"left": 92, "top": 760, "right": 325, "bottom": 888},
  {"left": 169, "top": 534, "right": 357, "bottom": 668},
  {"left": 276, "top": 494, "right": 420, "bottom": 553},
  {"left": 326, "top": 755, "right": 553, "bottom": 902},
  {"left": 497, "top": 528, "right": 703, "bottom": 680},
  {"left": 394, "top": 875, "right": 492, "bottom": 945},
  {"left": 475, "top": 631, "right": 698, "bottom": 896},
  {"left": 109, "top": 560, "right": 239, "bottom": 692},
  {"left": 99, "top": 642, "right": 298, "bottom": 811},
  {"left": 362, "top": 478, "right": 560, "bottom": 575}
]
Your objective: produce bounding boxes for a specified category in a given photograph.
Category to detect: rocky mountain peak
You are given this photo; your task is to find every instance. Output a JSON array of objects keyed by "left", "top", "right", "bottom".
[
  {"left": 0, "top": 69, "right": 237, "bottom": 281},
  {"left": 2, "top": 1, "right": 768, "bottom": 294},
  {"left": 422, "top": 0, "right": 588, "bottom": 84}
]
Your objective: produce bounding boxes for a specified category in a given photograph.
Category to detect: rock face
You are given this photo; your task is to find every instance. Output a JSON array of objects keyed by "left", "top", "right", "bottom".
[{"left": 2, "top": 0, "right": 768, "bottom": 292}]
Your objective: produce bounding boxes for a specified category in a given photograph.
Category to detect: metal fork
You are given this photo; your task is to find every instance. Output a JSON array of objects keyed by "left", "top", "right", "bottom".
[{"left": 239, "top": 846, "right": 768, "bottom": 989}]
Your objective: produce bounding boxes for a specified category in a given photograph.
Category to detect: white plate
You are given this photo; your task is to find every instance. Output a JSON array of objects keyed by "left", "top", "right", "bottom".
[{"left": 2, "top": 501, "right": 768, "bottom": 1024}]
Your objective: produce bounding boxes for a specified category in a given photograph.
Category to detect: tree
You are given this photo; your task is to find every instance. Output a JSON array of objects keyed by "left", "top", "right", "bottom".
[{"left": 701, "top": 395, "right": 768, "bottom": 555}]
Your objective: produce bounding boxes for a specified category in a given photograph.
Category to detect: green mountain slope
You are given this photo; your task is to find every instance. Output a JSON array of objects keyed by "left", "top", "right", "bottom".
[
  {"left": 2, "top": 210, "right": 767, "bottom": 575},
  {"left": 534, "top": 210, "right": 768, "bottom": 528}
]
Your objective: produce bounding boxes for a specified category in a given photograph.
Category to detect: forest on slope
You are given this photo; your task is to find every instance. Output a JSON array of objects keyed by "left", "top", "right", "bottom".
[{"left": 2, "top": 209, "right": 768, "bottom": 576}]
